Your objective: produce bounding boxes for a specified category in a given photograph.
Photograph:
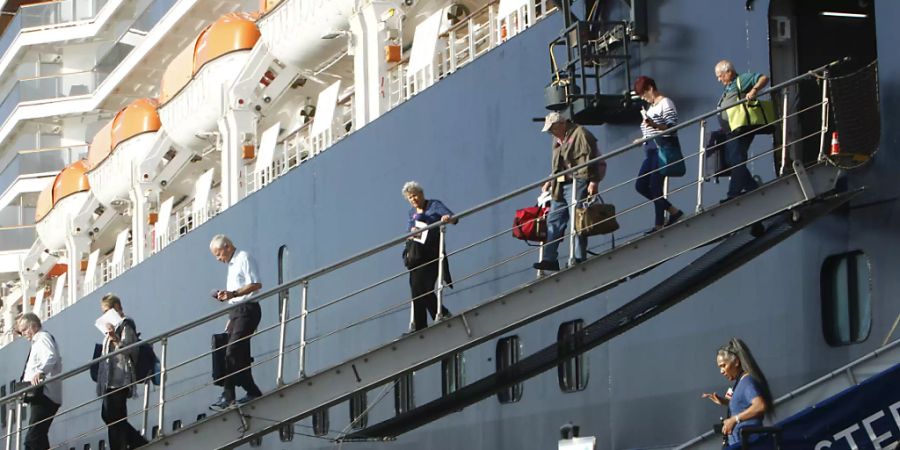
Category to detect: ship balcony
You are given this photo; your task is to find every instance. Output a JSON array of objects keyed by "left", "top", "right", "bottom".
[
  {"left": 0, "top": 70, "right": 107, "bottom": 128},
  {"left": 0, "top": 144, "right": 87, "bottom": 196},
  {"left": 0, "top": 0, "right": 126, "bottom": 77}
]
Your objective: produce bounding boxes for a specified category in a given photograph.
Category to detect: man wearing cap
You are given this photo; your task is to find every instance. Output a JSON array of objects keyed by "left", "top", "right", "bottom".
[{"left": 534, "top": 112, "right": 606, "bottom": 271}]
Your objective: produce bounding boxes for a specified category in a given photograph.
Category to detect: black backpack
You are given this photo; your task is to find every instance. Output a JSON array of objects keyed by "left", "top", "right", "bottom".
[{"left": 91, "top": 319, "right": 160, "bottom": 386}]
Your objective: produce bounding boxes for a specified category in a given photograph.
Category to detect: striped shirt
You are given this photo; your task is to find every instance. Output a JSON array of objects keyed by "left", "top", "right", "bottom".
[{"left": 640, "top": 97, "right": 678, "bottom": 138}]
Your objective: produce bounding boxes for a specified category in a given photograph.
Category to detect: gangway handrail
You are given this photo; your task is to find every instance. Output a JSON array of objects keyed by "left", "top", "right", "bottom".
[
  {"left": 674, "top": 337, "right": 900, "bottom": 450},
  {"left": 0, "top": 58, "right": 846, "bottom": 409}
]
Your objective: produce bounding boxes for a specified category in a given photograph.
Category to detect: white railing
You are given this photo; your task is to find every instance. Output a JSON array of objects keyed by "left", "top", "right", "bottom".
[
  {"left": 244, "top": 0, "right": 554, "bottom": 197},
  {"left": 152, "top": 189, "right": 222, "bottom": 254}
]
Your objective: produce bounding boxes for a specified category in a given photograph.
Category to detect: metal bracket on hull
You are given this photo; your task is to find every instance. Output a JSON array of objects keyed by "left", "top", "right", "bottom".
[{"left": 143, "top": 164, "right": 840, "bottom": 450}]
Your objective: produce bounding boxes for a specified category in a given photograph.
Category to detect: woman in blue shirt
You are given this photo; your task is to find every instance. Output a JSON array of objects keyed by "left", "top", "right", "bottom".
[
  {"left": 402, "top": 181, "right": 456, "bottom": 331},
  {"left": 702, "top": 338, "right": 774, "bottom": 447}
]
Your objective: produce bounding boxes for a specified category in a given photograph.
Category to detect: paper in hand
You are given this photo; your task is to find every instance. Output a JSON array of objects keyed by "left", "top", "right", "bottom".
[
  {"left": 412, "top": 220, "right": 429, "bottom": 244},
  {"left": 95, "top": 308, "right": 124, "bottom": 336}
]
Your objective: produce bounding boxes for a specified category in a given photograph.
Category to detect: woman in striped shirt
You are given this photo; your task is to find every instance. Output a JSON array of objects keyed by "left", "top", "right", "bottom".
[{"left": 633, "top": 76, "right": 684, "bottom": 233}]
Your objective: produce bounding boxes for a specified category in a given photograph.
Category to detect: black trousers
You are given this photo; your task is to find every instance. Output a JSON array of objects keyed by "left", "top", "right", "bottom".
[
  {"left": 223, "top": 302, "right": 263, "bottom": 400},
  {"left": 102, "top": 388, "right": 148, "bottom": 450},
  {"left": 409, "top": 260, "right": 450, "bottom": 331},
  {"left": 24, "top": 393, "right": 59, "bottom": 450}
]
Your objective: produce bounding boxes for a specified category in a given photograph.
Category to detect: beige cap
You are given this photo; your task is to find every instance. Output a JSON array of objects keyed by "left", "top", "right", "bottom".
[{"left": 541, "top": 111, "right": 564, "bottom": 133}]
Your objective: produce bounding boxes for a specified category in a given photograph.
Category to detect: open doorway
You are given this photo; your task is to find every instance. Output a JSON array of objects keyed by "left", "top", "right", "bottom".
[{"left": 769, "top": 0, "right": 877, "bottom": 164}]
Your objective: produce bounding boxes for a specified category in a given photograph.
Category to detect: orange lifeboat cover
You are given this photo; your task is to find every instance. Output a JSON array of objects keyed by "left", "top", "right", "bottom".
[
  {"left": 34, "top": 182, "right": 53, "bottom": 222},
  {"left": 52, "top": 160, "right": 90, "bottom": 205},
  {"left": 193, "top": 13, "right": 261, "bottom": 74},
  {"left": 86, "top": 120, "right": 113, "bottom": 170},
  {"left": 259, "top": 0, "right": 283, "bottom": 13},
  {"left": 111, "top": 98, "right": 161, "bottom": 149}
]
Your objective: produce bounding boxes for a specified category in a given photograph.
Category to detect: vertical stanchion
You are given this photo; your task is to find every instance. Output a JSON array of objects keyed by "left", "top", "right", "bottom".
[
  {"left": 696, "top": 120, "right": 707, "bottom": 213},
  {"left": 435, "top": 226, "right": 446, "bottom": 320},
  {"left": 568, "top": 178, "right": 577, "bottom": 266},
  {"left": 298, "top": 281, "right": 309, "bottom": 378},
  {"left": 448, "top": 30, "right": 457, "bottom": 73},
  {"left": 276, "top": 287, "right": 288, "bottom": 387},
  {"left": 780, "top": 89, "right": 789, "bottom": 175},
  {"left": 157, "top": 338, "right": 168, "bottom": 438},
  {"left": 13, "top": 399, "right": 21, "bottom": 450},
  {"left": 141, "top": 382, "right": 150, "bottom": 437},
  {"left": 817, "top": 77, "right": 830, "bottom": 161},
  {"left": 5, "top": 401, "right": 12, "bottom": 450}
]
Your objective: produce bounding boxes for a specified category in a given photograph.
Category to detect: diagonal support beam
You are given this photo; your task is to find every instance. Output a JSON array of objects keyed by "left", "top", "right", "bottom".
[{"left": 146, "top": 165, "right": 840, "bottom": 450}]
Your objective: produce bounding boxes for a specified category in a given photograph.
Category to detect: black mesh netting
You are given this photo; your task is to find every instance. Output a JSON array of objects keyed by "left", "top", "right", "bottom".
[{"left": 829, "top": 60, "right": 880, "bottom": 160}]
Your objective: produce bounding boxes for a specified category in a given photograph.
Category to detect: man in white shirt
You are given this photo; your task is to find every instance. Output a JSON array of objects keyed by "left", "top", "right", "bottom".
[
  {"left": 16, "top": 313, "right": 62, "bottom": 450},
  {"left": 209, "top": 234, "right": 263, "bottom": 411}
]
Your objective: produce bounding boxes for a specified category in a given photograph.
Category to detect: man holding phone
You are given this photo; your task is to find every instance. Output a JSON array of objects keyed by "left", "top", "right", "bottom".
[{"left": 208, "top": 234, "right": 263, "bottom": 411}]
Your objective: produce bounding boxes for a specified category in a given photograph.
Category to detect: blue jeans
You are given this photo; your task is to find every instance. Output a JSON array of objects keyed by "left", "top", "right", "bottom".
[
  {"left": 544, "top": 179, "right": 588, "bottom": 262},
  {"left": 635, "top": 145, "right": 674, "bottom": 227},
  {"left": 725, "top": 132, "right": 760, "bottom": 198}
]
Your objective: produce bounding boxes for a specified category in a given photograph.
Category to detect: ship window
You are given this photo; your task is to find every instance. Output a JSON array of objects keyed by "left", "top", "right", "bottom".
[
  {"left": 394, "top": 372, "right": 415, "bottom": 415},
  {"left": 821, "top": 251, "right": 872, "bottom": 346},
  {"left": 349, "top": 391, "right": 368, "bottom": 429},
  {"left": 1, "top": 385, "right": 6, "bottom": 426},
  {"left": 441, "top": 352, "right": 465, "bottom": 396},
  {"left": 98, "top": 440, "right": 106, "bottom": 450},
  {"left": 83, "top": 445, "right": 91, "bottom": 450},
  {"left": 279, "top": 423, "right": 295, "bottom": 442},
  {"left": 172, "top": 419, "right": 182, "bottom": 430},
  {"left": 496, "top": 336, "right": 524, "bottom": 404},
  {"left": 557, "top": 320, "right": 588, "bottom": 392},
  {"left": 249, "top": 435, "right": 263, "bottom": 447},
  {"left": 196, "top": 413, "right": 206, "bottom": 421},
  {"left": 312, "top": 407, "right": 329, "bottom": 436},
  {"left": 151, "top": 425, "right": 159, "bottom": 439}
]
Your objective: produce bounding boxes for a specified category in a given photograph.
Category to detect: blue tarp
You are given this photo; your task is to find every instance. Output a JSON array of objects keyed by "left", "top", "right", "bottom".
[{"left": 735, "top": 362, "right": 900, "bottom": 450}]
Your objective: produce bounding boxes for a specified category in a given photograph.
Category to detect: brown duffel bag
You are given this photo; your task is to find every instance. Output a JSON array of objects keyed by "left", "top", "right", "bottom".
[{"left": 575, "top": 197, "right": 619, "bottom": 236}]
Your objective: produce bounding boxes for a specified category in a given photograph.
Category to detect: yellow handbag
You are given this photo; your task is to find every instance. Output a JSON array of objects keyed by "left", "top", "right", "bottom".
[{"left": 725, "top": 77, "right": 776, "bottom": 133}]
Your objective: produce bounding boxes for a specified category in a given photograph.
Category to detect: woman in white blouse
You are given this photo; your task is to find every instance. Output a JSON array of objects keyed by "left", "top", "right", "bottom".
[{"left": 633, "top": 76, "right": 684, "bottom": 233}]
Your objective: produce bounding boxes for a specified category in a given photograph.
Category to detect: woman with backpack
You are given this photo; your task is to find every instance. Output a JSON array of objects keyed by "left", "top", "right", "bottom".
[{"left": 96, "top": 294, "right": 149, "bottom": 449}]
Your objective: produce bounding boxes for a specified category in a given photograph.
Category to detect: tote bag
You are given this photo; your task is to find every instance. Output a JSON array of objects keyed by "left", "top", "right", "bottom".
[
  {"left": 655, "top": 137, "right": 686, "bottom": 177},
  {"left": 725, "top": 77, "right": 775, "bottom": 134}
]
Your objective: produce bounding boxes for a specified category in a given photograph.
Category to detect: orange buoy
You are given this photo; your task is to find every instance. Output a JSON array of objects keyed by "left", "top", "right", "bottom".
[{"left": 830, "top": 131, "right": 841, "bottom": 155}]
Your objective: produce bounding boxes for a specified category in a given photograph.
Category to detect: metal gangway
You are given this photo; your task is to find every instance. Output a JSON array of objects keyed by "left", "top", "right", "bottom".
[{"left": 0, "top": 61, "right": 857, "bottom": 450}]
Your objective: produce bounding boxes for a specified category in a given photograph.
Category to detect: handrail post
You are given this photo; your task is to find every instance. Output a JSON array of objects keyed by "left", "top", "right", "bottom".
[
  {"left": 298, "top": 281, "right": 309, "bottom": 378},
  {"left": 5, "top": 400, "right": 12, "bottom": 450},
  {"left": 817, "top": 77, "right": 830, "bottom": 162},
  {"left": 435, "top": 225, "right": 447, "bottom": 320},
  {"left": 157, "top": 338, "right": 168, "bottom": 438},
  {"left": 448, "top": 29, "right": 457, "bottom": 73},
  {"left": 141, "top": 381, "right": 150, "bottom": 437},
  {"left": 780, "top": 88, "right": 789, "bottom": 176},
  {"left": 276, "top": 286, "right": 289, "bottom": 387},
  {"left": 13, "top": 398, "right": 21, "bottom": 450},
  {"left": 568, "top": 177, "right": 576, "bottom": 267},
  {"left": 696, "top": 119, "right": 706, "bottom": 213}
]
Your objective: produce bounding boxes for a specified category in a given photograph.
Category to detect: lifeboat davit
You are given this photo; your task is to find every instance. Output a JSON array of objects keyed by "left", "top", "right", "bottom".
[
  {"left": 258, "top": 0, "right": 354, "bottom": 70},
  {"left": 87, "top": 98, "right": 162, "bottom": 208},
  {"left": 35, "top": 161, "right": 92, "bottom": 251},
  {"left": 159, "top": 13, "right": 261, "bottom": 152}
]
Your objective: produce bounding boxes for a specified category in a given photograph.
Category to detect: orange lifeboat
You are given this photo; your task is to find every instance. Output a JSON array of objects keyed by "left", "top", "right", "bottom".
[
  {"left": 159, "top": 13, "right": 261, "bottom": 152},
  {"left": 87, "top": 99, "right": 161, "bottom": 208},
  {"left": 35, "top": 161, "right": 92, "bottom": 251}
]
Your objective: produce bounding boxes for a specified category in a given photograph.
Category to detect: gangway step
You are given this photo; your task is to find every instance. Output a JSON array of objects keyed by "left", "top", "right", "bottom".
[{"left": 144, "top": 164, "right": 840, "bottom": 449}]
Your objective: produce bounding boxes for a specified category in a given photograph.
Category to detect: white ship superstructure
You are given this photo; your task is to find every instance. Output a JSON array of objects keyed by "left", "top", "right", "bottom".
[{"left": 0, "top": 0, "right": 552, "bottom": 344}]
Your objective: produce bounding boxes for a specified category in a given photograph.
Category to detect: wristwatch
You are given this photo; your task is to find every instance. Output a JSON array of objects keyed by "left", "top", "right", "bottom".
[
  {"left": 734, "top": 416, "right": 742, "bottom": 424},
  {"left": 230, "top": 290, "right": 238, "bottom": 297}
]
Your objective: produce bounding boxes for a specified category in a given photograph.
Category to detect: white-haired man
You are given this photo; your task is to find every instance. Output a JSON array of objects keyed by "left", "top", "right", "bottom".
[
  {"left": 209, "top": 234, "right": 263, "bottom": 410},
  {"left": 16, "top": 313, "right": 62, "bottom": 450}
]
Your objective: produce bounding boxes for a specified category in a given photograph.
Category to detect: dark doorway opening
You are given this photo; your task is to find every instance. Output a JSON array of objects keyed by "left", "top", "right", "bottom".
[{"left": 769, "top": 0, "right": 877, "bottom": 163}]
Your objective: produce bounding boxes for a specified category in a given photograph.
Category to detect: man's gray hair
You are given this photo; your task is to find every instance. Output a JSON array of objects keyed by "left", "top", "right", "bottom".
[
  {"left": 209, "top": 234, "right": 233, "bottom": 250},
  {"left": 401, "top": 181, "right": 424, "bottom": 197},
  {"left": 715, "top": 60, "right": 735, "bottom": 75},
  {"left": 16, "top": 312, "right": 41, "bottom": 330}
]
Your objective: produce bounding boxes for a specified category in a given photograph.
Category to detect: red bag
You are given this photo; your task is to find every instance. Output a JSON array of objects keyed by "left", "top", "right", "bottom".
[{"left": 513, "top": 206, "right": 549, "bottom": 243}]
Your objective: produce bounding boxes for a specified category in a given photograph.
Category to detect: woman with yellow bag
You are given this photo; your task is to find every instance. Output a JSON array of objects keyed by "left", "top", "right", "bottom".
[{"left": 714, "top": 60, "right": 770, "bottom": 202}]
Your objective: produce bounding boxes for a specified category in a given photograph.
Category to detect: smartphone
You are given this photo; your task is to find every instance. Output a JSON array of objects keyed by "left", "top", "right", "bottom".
[{"left": 640, "top": 109, "right": 648, "bottom": 120}]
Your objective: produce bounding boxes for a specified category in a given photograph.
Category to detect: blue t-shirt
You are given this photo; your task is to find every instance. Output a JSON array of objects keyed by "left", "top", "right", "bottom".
[
  {"left": 728, "top": 375, "right": 764, "bottom": 445},
  {"left": 407, "top": 199, "right": 453, "bottom": 231}
]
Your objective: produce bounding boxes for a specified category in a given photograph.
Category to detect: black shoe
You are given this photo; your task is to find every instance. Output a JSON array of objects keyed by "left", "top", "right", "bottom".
[
  {"left": 209, "top": 396, "right": 235, "bottom": 411},
  {"left": 237, "top": 394, "right": 260, "bottom": 405},
  {"left": 533, "top": 260, "right": 560, "bottom": 271},
  {"left": 665, "top": 210, "right": 684, "bottom": 227}
]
